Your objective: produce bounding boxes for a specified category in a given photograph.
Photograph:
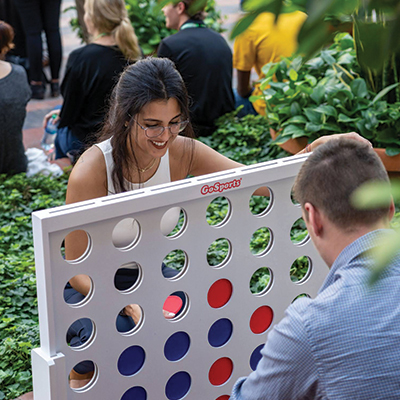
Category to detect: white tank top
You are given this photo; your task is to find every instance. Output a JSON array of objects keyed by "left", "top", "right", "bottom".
[{"left": 95, "top": 138, "right": 180, "bottom": 243}]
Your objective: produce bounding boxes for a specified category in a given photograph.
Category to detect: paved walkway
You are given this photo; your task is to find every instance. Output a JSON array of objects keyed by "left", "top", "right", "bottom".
[{"left": 16, "top": 1, "right": 241, "bottom": 399}]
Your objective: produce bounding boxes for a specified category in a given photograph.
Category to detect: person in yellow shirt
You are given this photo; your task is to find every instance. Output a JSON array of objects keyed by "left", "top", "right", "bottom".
[{"left": 233, "top": 11, "right": 307, "bottom": 117}]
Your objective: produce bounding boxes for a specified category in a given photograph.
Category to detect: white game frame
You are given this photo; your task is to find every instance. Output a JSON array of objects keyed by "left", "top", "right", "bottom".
[{"left": 31, "top": 153, "right": 328, "bottom": 399}]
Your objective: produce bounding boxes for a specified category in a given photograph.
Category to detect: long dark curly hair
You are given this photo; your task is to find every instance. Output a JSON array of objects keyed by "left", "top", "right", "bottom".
[{"left": 99, "top": 57, "right": 195, "bottom": 193}]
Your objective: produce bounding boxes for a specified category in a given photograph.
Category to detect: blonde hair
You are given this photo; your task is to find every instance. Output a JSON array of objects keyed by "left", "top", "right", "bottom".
[{"left": 85, "top": 0, "right": 141, "bottom": 61}]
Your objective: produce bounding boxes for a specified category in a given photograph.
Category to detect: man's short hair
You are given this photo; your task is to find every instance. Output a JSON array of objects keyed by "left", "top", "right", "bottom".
[
  {"left": 293, "top": 138, "right": 390, "bottom": 230},
  {"left": 179, "top": 0, "right": 206, "bottom": 20}
]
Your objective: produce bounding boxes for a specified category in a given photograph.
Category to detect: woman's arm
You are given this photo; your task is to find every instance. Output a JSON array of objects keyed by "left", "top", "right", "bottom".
[{"left": 65, "top": 146, "right": 108, "bottom": 296}]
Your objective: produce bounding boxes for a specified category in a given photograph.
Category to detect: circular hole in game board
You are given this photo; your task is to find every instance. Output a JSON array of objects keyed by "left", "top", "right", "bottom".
[
  {"left": 121, "top": 386, "right": 147, "bottom": 400},
  {"left": 250, "top": 227, "right": 272, "bottom": 256},
  {"left": 64, "top": 275, "right": 94, "bottom": 307},
  {"left": 209, "top": 357, "right": 233, "bottom": 386},
  {"left": 116, "top": 304, "right": 144, "bottom": 336},
  {"left": 290, "top": 256, "right": 312, "bottom": 284},
  {"left": 208, "top": 318, "right": 233, "bottom": 348},
  {"left": 112, "top": 218, "right": 141, "bottom": 251},
  {"left": 249, "top": 186, "right": 272, "bottom": 216},
  {"left": 163, "top": 291, "right": 189, "bottom": 321},
  {"left": 69, "top": 361, "right": 98, "bottom": 392},
  {"left": 206, "top": 196, "right": 231, "bottom": 227},
  {"left": 117, "top": 345, "right": 146, "bottom": 376},
  {"left": 161, "top": 207, "right": 187, "bottom": 238},
  {"left": 249, "top": 344, "right": 265, "bottom": 371},
  {"left": 164, "top": 331, "right": 191, "bottom": 361},
  {"left": 290, "top": 217, "right": 309, "bottom": 245},
  {"left": 292, "top": 293, "right": 311, "bottom": 303},
  {"left": 291, "top": 186, "right": 300, "bottom": 206},
  {"left": 207, "top": 279, "right": 233, "bottom": 309},
  {"left": 66, "top": 318, "right": 96, "bottom": 351},
  {"left": 215, "top": 396, "right": 230, "bottom": 400},
  {"left": 162, "top": 249, "right": 188, "bottom": 280},
  {"left": 250, "top": 267, "right": 273, "bottom": 296},
  {"left": 114, "top": 262, "right": 142, "bottom": 293},
  {"left": 165, "top": 371, "right": 191, "bottom": 400},
  {"left": 61, "top": 230, "right": 91, "bottom": 264},
  {"left": 250, "top": 306, "right": 274, "bottom": 334},
  {"left": 207, "top": 238, "right": 231, "bottom": 268}
]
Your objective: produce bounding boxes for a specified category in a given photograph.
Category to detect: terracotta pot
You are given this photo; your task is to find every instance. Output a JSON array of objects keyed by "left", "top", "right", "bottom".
[
  {"left": 374, "top": 148, "right": 400, "bottom": 176},
  {"left": 269, "top": 129, "right": 307, "bottom": 155}
]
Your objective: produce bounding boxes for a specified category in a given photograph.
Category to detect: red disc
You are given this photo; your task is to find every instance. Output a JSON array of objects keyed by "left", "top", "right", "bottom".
[
  {"left": 250, "top": 306, "right": 273, "bottom": 334},
  {"left": 209, "top": 357, "right": 233, "bottom": 386},
  {"left": 215, "top": 396, "right": 230, "bottom": 400},
  {"left": 163, "top": 295, "right": 183, "bottom": 315},
  {"left": 207, "top": 279, "right": 233, "bottom": 309}
]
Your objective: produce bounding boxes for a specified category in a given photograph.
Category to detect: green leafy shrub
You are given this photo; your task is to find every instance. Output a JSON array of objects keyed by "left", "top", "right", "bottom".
[{"left": 260, "top": 33, "right": 400, "bottom": 155}]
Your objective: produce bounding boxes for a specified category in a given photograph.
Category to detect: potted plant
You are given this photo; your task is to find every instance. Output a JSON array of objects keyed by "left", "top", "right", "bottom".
[{"left": 254, "top": 33, "right": 400, "bottom": 171}]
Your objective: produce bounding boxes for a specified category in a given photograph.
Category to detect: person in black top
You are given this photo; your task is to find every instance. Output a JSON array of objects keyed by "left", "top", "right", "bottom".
[
  {"left": 43, "top": 0, "right": 141, "bottom": 162},
  {"left": 0, "top": 20, "right": 31, "bottom": 175},
  {"left": 158, "top": 0, "right": 234, "bottom": 137}
]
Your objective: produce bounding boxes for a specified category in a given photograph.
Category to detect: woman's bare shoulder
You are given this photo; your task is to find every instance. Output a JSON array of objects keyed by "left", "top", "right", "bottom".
[{"left": 66, "top": 145, "right": 108, "bottom": 204}]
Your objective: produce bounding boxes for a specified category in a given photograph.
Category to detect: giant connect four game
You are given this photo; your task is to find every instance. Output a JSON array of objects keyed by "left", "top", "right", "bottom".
[{"left": 31, "top": 153, "right": 328, "bottom": 399}]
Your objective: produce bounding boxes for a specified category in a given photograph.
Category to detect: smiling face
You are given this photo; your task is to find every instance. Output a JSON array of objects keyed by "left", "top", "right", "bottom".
[{"left": 131, "top": 98, "right": 182, "bottom": 163}]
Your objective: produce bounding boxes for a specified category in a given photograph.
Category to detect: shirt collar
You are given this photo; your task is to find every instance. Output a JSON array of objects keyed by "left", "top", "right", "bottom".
[{"left": 318, "top": 229, "right": 396, "bottom": 293}]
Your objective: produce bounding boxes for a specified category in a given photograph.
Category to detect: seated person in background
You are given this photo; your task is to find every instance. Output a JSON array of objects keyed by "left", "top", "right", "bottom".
[
  {"left": 43, "top": 0, "right": 142, "bottom": 163},
  {"left": 231, "top": 138, "right": 400, "bottom": 400},
  {"left": 158, "top": 0, "right": 234, "bottom": 137},
  {"left": 0, "top": 20, "right": 31, "bottom": 175},
  {"left": 233, "top": 11, "right": 307, "bottom": 117}
]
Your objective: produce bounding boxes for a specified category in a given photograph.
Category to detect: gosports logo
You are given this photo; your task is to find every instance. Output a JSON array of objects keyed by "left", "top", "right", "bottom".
[{"left": 201, "top": 178, "right": 242, "bottom": 195}]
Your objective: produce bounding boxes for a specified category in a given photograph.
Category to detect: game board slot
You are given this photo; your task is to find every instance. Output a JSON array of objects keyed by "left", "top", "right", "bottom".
[
  {"left": 116, "top": 304, "right": 144, "bottom": 336},
  {"left": 112, "top": 217, "right": 141, "bottom": 251},
  {"left": 208, "top": 318, "right": 233, "bottom": 348},
  {"left": 207, "top": 238, "right": 232, "bottom": 268},
  {"left": 64, "top": 275, "right": 94, "bottom": 307},
  {"left": 250, "top": 267, "right": 273, "bottom": 296},
  {"left": 206, "top": 196, "right": 231, "bottom": 227},
  {"left": 249, "top": 186, "right": 273, "bottom": 216},
  {"left": 290, "top": 256, "right": 312, "bottom": 284},
  {"left": 162, "top": 207, "right": 187, "bottom": 238},
  {"left": 117, "top": 345, "right": 146, "bottom": 376},
  {"left": 61, "top": 229, "right": 92, "bottom": 264},
  {"left": 164, "top": 331, "right": 191, "bottom": 361},
  {"left": 250, "top": 306, "right": 274, "bottom": 334},
  {"left": 250, "top": 227, "right": 273, "bottom": 256}
]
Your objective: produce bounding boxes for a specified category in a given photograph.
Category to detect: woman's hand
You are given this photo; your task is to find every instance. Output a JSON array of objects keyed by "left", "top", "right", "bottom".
[
  {"left": 298, "top": 132, "right": 372, "bottom": 154},
  {"left": 43, "top": 108, "right": 61, "bottom": 128}
]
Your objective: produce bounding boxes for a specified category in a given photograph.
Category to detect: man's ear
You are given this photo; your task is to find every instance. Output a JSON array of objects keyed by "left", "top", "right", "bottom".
[
  {"left": 388, "top": 198, "right": 395, "bottom": 221},
  {"left": 176, "top": 1, "right": 186, "bottom": 15},
  {"left": 303, "top": 202, "right": 324, "bottom": 238}
]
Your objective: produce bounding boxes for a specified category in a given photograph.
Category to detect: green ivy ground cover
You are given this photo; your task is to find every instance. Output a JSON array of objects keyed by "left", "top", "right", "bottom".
[{"left": 0, "top": 173, "right": 69, "bottom": 399}]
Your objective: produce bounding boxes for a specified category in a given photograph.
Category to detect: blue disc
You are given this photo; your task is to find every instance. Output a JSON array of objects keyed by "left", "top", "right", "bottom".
[
  {"left": 164, "top": 331, "right": 191, "bottom": 362},
  {"left": 165, "top": 371, "right": 191, "bottom": 400},
  {"left": 117, "top": 345, "right": 145, "bottom": 376},
  {"left": 250, "top": 344, "right": 265, "bottom": 371},
  {"left": 208, "top": 318, "right": 233, "bottom": 347},
  {"left": 121, "top": 386, "right": 147, "bottom": 400}
]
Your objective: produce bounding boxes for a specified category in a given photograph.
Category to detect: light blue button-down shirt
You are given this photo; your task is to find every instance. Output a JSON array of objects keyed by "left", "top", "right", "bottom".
[{"left": 231, "top": 229, "right": 400, "bottom": 400}]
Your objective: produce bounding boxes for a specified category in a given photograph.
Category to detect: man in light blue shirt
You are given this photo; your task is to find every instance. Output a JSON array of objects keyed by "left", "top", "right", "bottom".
[{"left": 231, "top": 138, "right": 400, "bottom": 399}]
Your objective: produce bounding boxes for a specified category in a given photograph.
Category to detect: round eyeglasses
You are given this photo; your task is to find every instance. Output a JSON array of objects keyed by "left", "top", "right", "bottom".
[{"left": 135, "top": 119, "right": 189, "bottom": 139}]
